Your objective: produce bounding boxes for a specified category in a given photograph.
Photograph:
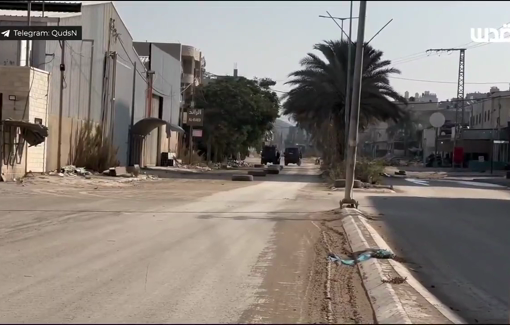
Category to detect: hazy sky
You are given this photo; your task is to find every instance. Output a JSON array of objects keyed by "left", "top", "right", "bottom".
[{"left": 115, "top": 1, "right": 510, "bottom": 102}]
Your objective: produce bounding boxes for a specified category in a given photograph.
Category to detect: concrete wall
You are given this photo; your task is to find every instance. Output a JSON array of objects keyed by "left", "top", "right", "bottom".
[
  {"left": 0, "top": 66, "right": 48, "bottom": 180},
  {"left": 0, "top": 66, "right": 30, "bottom": 121},
  {"left": 0, "top": 67, "right": 29, "bottom": 180},
  {"left": 469, "top": 95, "right": 510, "bottom": 129},
  {"left": 26, "top": 68, "right": 50, "bottom": 173}
]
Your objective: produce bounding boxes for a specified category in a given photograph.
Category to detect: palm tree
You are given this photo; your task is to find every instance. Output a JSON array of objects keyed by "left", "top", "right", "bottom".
[{"left": 282, "top": 39, "right": 407, "bottom": 162}]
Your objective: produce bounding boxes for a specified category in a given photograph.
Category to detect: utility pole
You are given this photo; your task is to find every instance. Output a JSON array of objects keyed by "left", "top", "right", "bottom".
[
  {"left": 318, "top": 14, "right": 358, "bottom": 42},
  {"left": 146, "top": 71, "right": 154, "bottom": 118},
  {"left": 426, "top": 48, "right": 466, "bottom": 168},
  {"left": 426, "top": 48, "right": 466, "bottom": 125},
  {"left": 319, "top": 8, "right": 359, "bottom": 161},
  {"left": 57, "top": 41, "right": 65, "bottom": 171},
  {"left": 108, "top": 51, "right": 118, "bottom": 160},
  {"left": 189, "top": 75, "right": 197, "bottom": 165},
  {"left": 344, "top": 1, "right": 354, "bottom": 159},
  {"left": 128, "top": 61, "right": 136, "bottom": 166},
  {"left": 26, "top": 0, "right": 31, "bottom": 66},
  {"left": 341, "top": 0, "right": 367, "bottom": 209}
]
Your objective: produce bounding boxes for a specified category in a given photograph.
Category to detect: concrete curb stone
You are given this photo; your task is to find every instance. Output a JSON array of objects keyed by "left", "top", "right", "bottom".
[
  {"left": 341, "top": 208, "right": 464, "bottom": 324},
  {"left": 341, "top": 209, "right": 412, "bottom": 324}
]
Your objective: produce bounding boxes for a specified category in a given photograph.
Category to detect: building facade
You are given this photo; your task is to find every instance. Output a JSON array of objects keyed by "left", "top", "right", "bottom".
[
  {"left": 0, "top": 1, "right": 184, "bottom": 174},
  {"left": 133, "top": 42, "right": 205, "bottom": 157},
  {"left": 0, "top": 66, "right": 49, "bottom": 180}
]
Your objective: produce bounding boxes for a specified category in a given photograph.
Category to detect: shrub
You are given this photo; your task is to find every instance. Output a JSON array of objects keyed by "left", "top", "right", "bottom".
[{"left": 325, "top": 158, "right": 384, "bottom": 184}]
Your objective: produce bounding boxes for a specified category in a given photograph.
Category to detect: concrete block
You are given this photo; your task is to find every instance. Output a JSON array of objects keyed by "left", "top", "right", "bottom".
[
  {"left": 126, "top": 164, "right": 140, "bottom": 177},
  {"left": 106, "top": 166, "right": 130, "bottom": 177},
  {"left": 334, "top": 179, "right": 363, "bottom": 188}
]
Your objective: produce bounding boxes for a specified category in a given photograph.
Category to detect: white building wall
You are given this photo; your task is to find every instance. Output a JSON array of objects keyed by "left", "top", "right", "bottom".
[
  {"left": 1, "top": 2, "right": 167, "bottom": 169},
  {"left": 469, "top": 93, "right": 510, "bottom": 130},
  {"left": 27, "top": 68, "right": 50, "bottom": 173}
]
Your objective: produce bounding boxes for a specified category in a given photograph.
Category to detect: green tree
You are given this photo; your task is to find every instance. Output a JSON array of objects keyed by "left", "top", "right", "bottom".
[
  {"left": 195, "top": 77, "right": 279, "bottom": 162},
  {"left": 282, "top": 39, "right": 407, "bottom": 163}
]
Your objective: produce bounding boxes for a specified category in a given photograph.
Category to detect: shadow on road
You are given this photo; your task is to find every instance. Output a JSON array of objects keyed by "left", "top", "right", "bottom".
[
  {"left": 195, "top": 213, "right": 341, "bottom": 222},
  {"left": 144, "top": 165, "right": 324, "bottom": 183},
  {"left": 365, "top": 195, "right": 510, "bottom": 324},
  {"left": 382, "top": 176, "right": 510, "bottom": 190}
]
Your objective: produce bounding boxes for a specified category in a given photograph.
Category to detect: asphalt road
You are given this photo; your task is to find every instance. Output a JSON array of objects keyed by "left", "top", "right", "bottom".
[
  {"left": 0, "top": 163, "right": 374, "bottom": 324},
  {"left": 357, "top": 176, "right": 510, "bottom": 324}
]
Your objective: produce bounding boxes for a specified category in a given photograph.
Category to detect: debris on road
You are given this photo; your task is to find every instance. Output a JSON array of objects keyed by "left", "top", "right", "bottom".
[
  {"left": 48, "top": 165, "right": 92, "bottom": 178},
  {"left": 382, "top": 275, "right": 408, "bottom": 285},
  {"left": 328, "top": 248, "right": 395, "bottom": 266}
]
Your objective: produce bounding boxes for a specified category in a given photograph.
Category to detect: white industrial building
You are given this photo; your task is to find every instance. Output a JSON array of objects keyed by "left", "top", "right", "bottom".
[{"left": 0, "top": 1, "right": 184, "bottom": 179}]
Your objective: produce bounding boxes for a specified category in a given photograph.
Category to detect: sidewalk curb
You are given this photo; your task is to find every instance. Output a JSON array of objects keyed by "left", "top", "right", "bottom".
[
  {"left": 341, "top": 208, "right": 466, "bottom": 325},
  {"left": 341, "top": 209, "right": 412, "bottom": 324}
]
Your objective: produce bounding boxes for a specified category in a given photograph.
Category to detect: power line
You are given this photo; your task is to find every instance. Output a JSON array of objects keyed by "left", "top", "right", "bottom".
[
  {"left": 116, "top": 36, "right": 174, "bottom": 98},
  {"left": 389, "top": 21, "right": 510, "bottom": 66},
  {"left": 390, "top": 76, "right": 509, "bottom": 85},
  {"left": 426, "top": 48, "right": 466, "bottom": 125},
  {"left": 402, "top": 93, "right": 510, "bottom": 105}
]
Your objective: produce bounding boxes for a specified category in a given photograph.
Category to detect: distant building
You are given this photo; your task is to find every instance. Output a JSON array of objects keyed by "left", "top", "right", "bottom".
[
  {"left": 420, "top": 91, "right": 438, "bottom": 103},
  {"left": 403, "top": 90, "right": 438, "bottom": 103},
  {"left": 203, "top": 66, "right": 239, "bottom": 85}
]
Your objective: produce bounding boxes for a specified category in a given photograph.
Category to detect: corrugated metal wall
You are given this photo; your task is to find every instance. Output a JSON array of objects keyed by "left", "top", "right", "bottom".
[
  {"left": 42, "top": 2, "right": 149, "bottom": 167},
  {"left": 150, "top": 44, "right": 181, "bottom": 126},
  {"left": 1, "top": 2, "right": 176, "bottom": 168}
]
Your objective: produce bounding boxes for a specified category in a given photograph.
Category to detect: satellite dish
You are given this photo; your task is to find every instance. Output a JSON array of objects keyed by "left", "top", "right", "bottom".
[{"left": 429, "top": 112, "right": 446, "bottom": 128}]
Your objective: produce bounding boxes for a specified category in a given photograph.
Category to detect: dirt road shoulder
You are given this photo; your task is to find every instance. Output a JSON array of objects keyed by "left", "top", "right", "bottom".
[{"left": 238, "top": 209, "right": 375, "bottom": 324}]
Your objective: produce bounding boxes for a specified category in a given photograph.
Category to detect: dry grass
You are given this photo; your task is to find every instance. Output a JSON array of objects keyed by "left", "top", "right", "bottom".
[
  {"left": 177, "top": 146, "right": 205, "bottom": 165},
  {"left": 72, "top": 121, "right": 119, "bottom": 172}
]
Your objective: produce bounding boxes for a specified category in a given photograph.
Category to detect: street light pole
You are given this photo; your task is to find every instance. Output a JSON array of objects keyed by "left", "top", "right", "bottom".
[
  {"left": 341, "top": 0, "right": 367, "bottom": 209},
  {"left": 319, "top": 9, "right": 358, "bottom": 160},
  {"left": 341, "top": 20, "right": 344, "bottom": 42},
  {"left": 344, "top": 1, "right": 354, "bottom": 160},
  {"left": 318, "top": 14, "right": 359, "bottom": 42}
]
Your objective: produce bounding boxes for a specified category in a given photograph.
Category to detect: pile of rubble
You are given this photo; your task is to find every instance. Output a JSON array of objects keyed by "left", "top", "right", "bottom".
[
  {"left": 376, "top": 155, "right": 422, "bottom": 167},
  {"left": 171, "top": 160, "right": 253, "bottom": 171},
  {"left": 211, "top": 160, "right": 253, "bottom": 169},
  {"left": 48, "top": 165, "right": 93, "bottom": 179},
  {"left": 47, "top": 165, "right": 160, "bottom": 182},
  {"left": 172, "top": 159, "right": 213, "bottom": 171}
]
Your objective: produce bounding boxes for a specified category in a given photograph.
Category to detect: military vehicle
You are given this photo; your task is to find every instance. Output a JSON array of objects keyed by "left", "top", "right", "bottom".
[{"left": 261, "top": 145, "right": 281, "bottom": 165}]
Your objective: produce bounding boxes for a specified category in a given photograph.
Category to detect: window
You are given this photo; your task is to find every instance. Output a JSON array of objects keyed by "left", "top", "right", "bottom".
[{"left": 34, "top": 118, "right": 42, "bottom": 125}]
